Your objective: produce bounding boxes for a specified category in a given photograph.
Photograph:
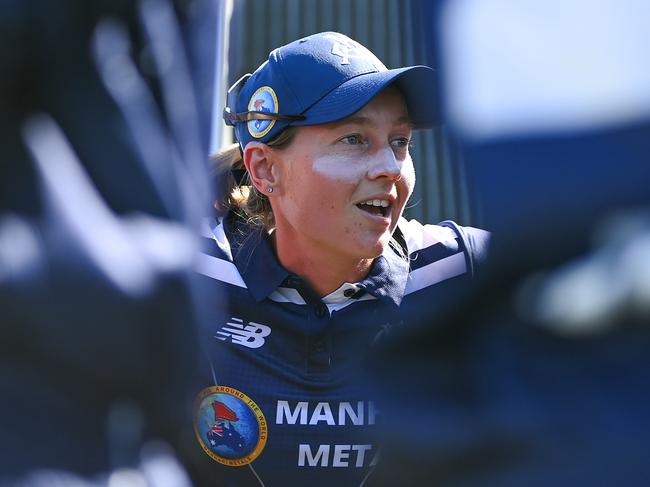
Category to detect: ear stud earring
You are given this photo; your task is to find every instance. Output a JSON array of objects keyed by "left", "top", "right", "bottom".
[{"left": 267, "top": 187, "right": 274, "bottom": 193}]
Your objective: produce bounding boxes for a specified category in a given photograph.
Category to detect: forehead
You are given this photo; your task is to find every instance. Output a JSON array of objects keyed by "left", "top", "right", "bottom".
[{"left": 317, "top": 87, "right": 412, "bottom": 131}]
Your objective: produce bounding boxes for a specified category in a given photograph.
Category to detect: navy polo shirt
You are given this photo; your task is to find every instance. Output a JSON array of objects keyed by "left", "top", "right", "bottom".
[{"left": 189, "top": 211, "right": 489, "bottom": 486}]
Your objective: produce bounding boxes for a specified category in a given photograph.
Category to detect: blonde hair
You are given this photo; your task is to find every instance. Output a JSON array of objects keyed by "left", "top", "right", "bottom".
[{"left": 210, "top": 127, "right": 297, "bottom": 231}]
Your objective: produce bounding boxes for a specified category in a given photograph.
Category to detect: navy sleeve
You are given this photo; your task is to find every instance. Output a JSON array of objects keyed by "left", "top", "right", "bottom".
[{"left": 439, "top": 220, "right": 491, "bottom": 278}]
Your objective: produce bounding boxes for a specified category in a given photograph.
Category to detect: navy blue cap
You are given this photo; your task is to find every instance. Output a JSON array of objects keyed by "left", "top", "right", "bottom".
[{"left": 223, "top": 32, "right": 439, "bottom": 150}]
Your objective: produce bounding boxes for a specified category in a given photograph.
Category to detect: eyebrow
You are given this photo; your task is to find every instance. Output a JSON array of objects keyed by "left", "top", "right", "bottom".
[{"left": 330, "top": 114, "right": 413, "bottom": 129}]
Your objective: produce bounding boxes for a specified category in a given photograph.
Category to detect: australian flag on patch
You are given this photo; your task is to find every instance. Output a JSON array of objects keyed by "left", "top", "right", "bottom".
[
  {"left": 206, "top": 401, "right": 246, "bottom": 454},
  {"left": 209, "top": 423, "right": 224, "bottom": 437}
]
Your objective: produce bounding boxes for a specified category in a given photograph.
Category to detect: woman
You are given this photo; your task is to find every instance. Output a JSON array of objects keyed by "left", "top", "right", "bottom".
[{"left": 191, "top": 31, "right": 488, "bottom": 486}]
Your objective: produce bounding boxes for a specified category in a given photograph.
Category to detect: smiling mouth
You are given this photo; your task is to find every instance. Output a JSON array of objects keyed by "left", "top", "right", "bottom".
[{"left": 357, "top": 199, "right": 391, "bottom": 217}]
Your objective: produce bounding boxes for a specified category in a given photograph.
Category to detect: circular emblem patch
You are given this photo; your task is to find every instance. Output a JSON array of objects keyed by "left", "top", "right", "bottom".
[
  {"left": 247, "top": 86, "right": 278, "bottom": 139},
  {"left": 193, "top": 386, "right": 267, "bottom": 466}
]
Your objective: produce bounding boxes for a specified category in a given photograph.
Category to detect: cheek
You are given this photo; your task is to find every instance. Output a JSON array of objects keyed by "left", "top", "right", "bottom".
[
  {"left": 401, "top": 159, "right": 416, "bottom": 196},
  {"left": 286, "top": 169, "right": 341, "bottom": 216},
  {"left": 312, "top": 155, "right": 366, "bottom": 183}
]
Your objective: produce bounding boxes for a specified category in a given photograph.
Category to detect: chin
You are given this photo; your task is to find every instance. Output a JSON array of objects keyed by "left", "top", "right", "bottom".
[{"left": 354, "top": 234, "right": 391, "bottom": 259}]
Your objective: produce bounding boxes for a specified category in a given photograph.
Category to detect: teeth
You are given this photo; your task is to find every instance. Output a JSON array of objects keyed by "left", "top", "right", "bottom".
[{"left": 361, "top": 199, "right": 390, "bottom": 208}]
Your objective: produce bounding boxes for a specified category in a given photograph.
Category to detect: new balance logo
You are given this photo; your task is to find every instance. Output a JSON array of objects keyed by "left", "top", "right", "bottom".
[{"left": 215, "top": 317, "right": 271, "bottom": 349}]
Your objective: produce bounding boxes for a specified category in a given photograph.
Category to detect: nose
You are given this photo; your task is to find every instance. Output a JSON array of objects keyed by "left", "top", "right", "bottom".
[{"left": 367, "top": 147, "right": 402, "bottom": 181}]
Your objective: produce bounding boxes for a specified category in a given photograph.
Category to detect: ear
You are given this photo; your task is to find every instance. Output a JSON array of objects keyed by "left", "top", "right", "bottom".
[{"left": 243, "top": 141, "right": 279, "bottom": 194}]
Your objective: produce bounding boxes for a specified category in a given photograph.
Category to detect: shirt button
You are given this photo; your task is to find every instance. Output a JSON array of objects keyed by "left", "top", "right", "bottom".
[
  {"left": 343, "top": 288, "right": 356, "bottom": 298},
  {"left": 315, "top": 303, "right": 328, "bottom": 318}
]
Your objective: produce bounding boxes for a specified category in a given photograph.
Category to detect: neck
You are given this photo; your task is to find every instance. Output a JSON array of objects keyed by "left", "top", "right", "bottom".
[{"left": 272, "top": 229, "right": 374, "bottom": 297}]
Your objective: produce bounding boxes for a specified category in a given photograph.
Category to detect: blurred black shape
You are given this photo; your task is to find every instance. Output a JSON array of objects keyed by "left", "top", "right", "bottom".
[
  {"left": 369, "top": 201, "right": 650, "bottom": 486},
  {"left": 0, "top": 0, "right": 218, "bottom": 483},
  {"left": 369, "top": 2, "right": 650, "bottom": 485}
]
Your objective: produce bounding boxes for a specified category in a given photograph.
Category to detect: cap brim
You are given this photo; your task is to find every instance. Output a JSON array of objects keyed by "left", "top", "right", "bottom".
[{"left": 295, "top": 65, "right": 439, "bottom": 129}]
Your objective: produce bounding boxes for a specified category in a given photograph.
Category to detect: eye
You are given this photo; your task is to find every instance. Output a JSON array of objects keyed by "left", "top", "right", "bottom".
[
  {"left": 390, "top": 137, "right": 411, "bottom": 150},
  {"left": 340, "top": 134, "right": 366, "bottom": 146}
]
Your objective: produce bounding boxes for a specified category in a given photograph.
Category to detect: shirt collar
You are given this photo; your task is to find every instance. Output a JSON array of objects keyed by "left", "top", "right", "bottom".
[
  {"left": 356, "top": 244, "right": 409, "bottom": 306},
  {"left": 225, "top": 214, "right": 291, "bottom": 302},
  {"left": 225, "top": 213, "right": 409, "bottom": 306}
]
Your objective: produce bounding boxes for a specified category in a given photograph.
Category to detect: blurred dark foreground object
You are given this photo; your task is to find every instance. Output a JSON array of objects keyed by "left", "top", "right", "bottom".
[
  {"left": 368, "top": 205, "right": 650, "bottom": 487},
  {"left": 367, "top": 1, "right": 650, "bottom": 483},
  {"left": 0, "top": 0, "right": 219, "bottom": 484},
  {"left": 365, "top": 73, "right": 650, "bottom": 487}
]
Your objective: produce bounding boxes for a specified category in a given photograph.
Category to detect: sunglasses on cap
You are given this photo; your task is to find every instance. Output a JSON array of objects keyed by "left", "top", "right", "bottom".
[{"left": 222, "top": 74, "right": 306, "bottom": 126}]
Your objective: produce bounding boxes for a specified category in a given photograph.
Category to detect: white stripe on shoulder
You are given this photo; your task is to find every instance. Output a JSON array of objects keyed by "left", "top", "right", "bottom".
[
  {"left": 196, "top": 253, "right": 247, "bottom": 288},
  {"left": 268, "top": 287, "right": 307, "bottom": 305},
  {"left": 201, "top": 217, "right": 233, "bottom": 261},
  {"left": 399, "top": 218, "right": 458, "bottom": 254},
  {"left": 405, "top": 252, "right": 467, "bottom": 295},
  {"left": 200, "top": 218, "right": 215, "bottom": 239}
]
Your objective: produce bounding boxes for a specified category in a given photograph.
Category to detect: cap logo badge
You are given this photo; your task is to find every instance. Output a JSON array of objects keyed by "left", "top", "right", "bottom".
[
  {"left": 247, "top": 86, "right": 278, "bottom": 138},
  {"left": 331, "top": 41, "right": 354, "bottom": 65},
  {"left": 323, "top": 33, "right": 386, "bottom": 70}
]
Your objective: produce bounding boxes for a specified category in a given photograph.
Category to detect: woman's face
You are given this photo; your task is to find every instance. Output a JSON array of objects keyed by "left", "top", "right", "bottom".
[{"left": 270, "top": 86, "right": 415, "bottom": 262}]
